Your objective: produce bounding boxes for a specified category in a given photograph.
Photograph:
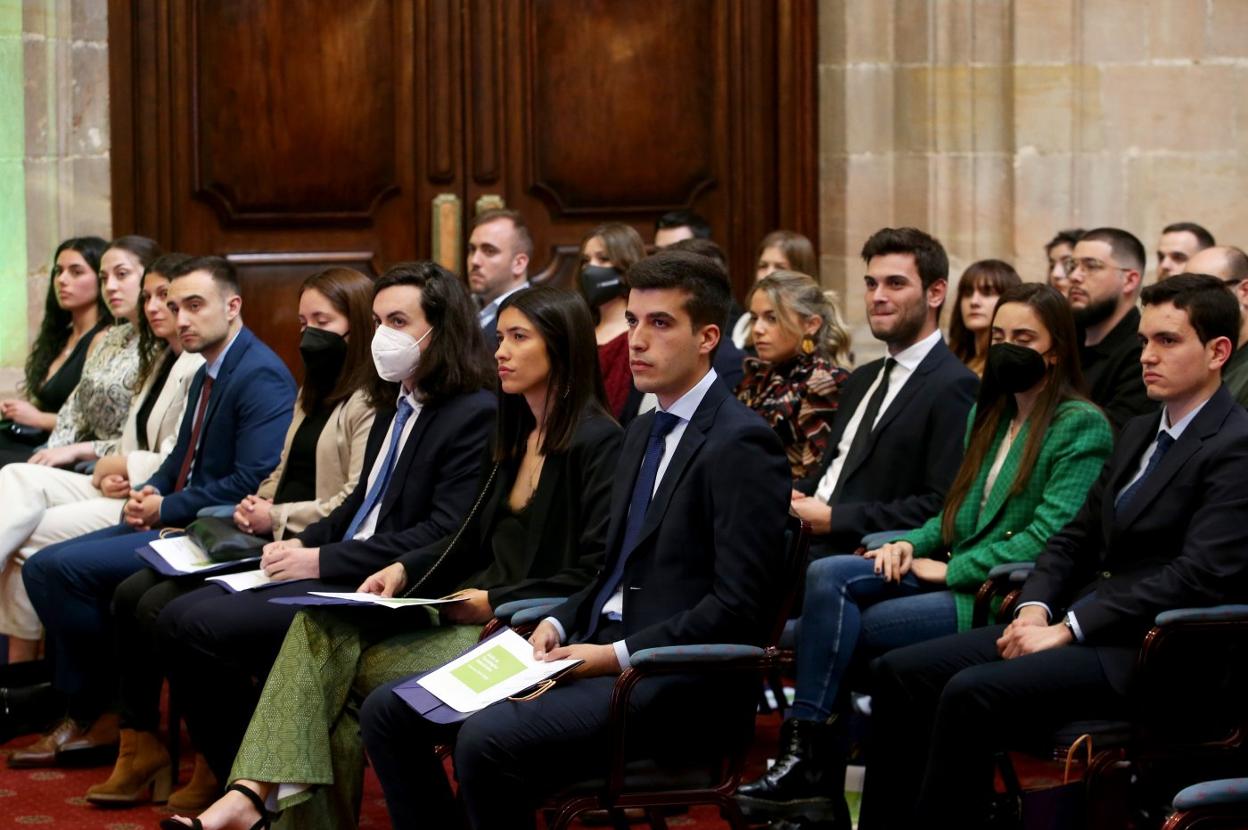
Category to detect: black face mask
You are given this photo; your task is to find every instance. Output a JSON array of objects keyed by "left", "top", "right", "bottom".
[
  {"left": 986, "top": 342, "right": 1048, "bottom": 393},
  {"left": 580, "top": 265, "right": 625, "bottom": 308},
  {"left": 299, "top": 326, "right": 348, "bottom": 383}
]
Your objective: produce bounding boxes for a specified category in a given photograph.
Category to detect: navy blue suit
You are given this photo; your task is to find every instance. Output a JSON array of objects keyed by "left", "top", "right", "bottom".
[{"left": 24, "top": 326, "right": 295, "bottom": 717}]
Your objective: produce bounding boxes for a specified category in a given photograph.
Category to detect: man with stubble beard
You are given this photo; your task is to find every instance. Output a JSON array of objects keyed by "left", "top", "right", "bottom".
[{"left": 1066, "top": 227, "right": 1155, "bottom": 431}]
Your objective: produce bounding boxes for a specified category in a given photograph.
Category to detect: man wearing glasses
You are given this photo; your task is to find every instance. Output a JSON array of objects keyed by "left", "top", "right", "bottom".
[
  {"left": 1066, "top": 227, "right": 1155, "bottom": 431},
  {"left": 1186, "top": 245, "right": 1248, "bottom": 406}
]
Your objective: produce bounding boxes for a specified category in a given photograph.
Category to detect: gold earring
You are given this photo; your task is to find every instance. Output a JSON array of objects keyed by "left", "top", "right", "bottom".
[{"left": 801, "top": 336, "right": 815, "bottom": 355}]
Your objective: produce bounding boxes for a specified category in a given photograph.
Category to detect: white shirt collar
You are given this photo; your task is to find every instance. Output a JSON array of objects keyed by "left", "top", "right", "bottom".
[
  {"left": 1159, "top": 395, "right": 1211, "bottom": 442},
  {"left": 659, "top": 367, "right": 719, "bottom": 424},
  {"left": 480, "top": 280, "right": 531, "bottom": 317},
  {"left": 888, "top": 328, "right": 943, "bottom": 372}
]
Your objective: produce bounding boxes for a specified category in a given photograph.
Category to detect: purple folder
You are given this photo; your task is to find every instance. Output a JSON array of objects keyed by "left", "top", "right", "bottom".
[
  {"left": 391, "top": 629, "right": 510, "bottom": 724},
  {"left": 136, "top": 543, "right": 260, "bottom": 578}
]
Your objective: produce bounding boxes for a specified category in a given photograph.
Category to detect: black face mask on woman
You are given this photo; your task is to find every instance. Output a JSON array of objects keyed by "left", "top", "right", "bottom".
[
  {"left": 986, "top": 342, "right": 1048, "bottom": 393},
  {"left": 299, "top": 326, "right": 348, "bottom": 385},
  {"left": 580, "top": 265, "right": 625, "bottom": 308}
]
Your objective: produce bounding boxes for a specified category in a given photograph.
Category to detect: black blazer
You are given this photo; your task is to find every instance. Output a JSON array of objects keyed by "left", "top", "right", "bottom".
[
  {"left": 299, "top": 388, "right": 496, "bottom": 582},
  {"left": 397, "top": 410, "right": 623, "bottom": 604},
  {"left": 1017, "top": 385, "right": 1248, "bottom": 692},
  {"left": 550, "top": 380, "right": 791, "bottom": 654},
  {"left": 795, "top": 339, "right": 978, "bottom": 550},
  {"left": 618, "top": 340, "right": 747, "bottom": 428}
]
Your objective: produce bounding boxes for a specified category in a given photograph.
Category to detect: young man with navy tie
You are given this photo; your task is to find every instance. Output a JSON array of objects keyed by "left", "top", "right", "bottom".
[
  {"left": 359, "top": 249, "right": 793, "bottom": 829},
  {"left": 860, "top": 274, "right": 1248, "bottom": 829}
]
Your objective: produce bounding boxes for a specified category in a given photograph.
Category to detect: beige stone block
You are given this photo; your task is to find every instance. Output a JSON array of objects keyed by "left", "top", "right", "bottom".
[
  {"left": 70, "top": 156, "right": 111, "bottom": 235},
  {"left": 1073, "top": 152, "right": 1128, "bottom": 230},
  {"left": 894, "top": 0, "right": 930, "bottom": 64},
  {"left": 1014, "top": 66, "right": 1076, "bottom": 154},
  {"left": 1013, "top": 152, "right": 1078, "bottom": 278},
  {"left": 1209, "top": 0, "right": 1248, "bottom": 57},
  {"left": 1098, "top": 65, "right": 1237, "bottom": 152},
  {"left": 894, "top": 67, "right": 933, "bottom": 152},
  {"left": 818, "top": 154, "right": 849, "bottom": 256},
  {"left": 818, "top": 0, "right": 847, "bottom": 65},
  {"left": 844, "top": 66, "right": 894, "bottom": 154},
  {"left": 845, "top": 0, "right": 894, "bottom": 63},
  {"left": 1080, "top": 0, "right": 1149, "bottom": 61},
  {"left": 24, "top": 159, "right": 60, "bottom": 272},
  {"left": 969, "top": 66, "right": 1012, "bottom": 154},
  {"left": 1149, "top": 0, "right": 1205, "bottom": 60},
  {"left": 22, "top": 0, "right": 54, "bottom": 38},
  {"left": 820, "top": 65, "right": 848, "bottom": 156},
  {"left": 971, "top": 0, "right": 1012, "bottom": 65},
  {"left": 924, "top": 66, "right": 1011, "bottom": 154},
  {"left": 892, "top": 153, "right": 932, "bottom": 229},
  {"left": 1013, "top": 0, "right": 1076, "bottom": 63},
  {"left": 70, "top": 0, "right": 107, "bottom": 43},
  {"left": 844, "top": 155, "right": 898, "bottom": 245},
  {"left": 932, "top": 0, "right": 974, "bottom": 66},
  {"left": 23, "top": 37, "right": 55, "bottom": 159},
  {"left": 971, "top": 155, "right": 1015, "bottom": 261},
  {"left": 70, "top": 43, "right": 109, "bottom": 157},
  {"left": 927, "top": 154, "right": 976, "bottom": 261},
  {"left": 1125, "top": 155, "right": 1248, "bottom": 258}
]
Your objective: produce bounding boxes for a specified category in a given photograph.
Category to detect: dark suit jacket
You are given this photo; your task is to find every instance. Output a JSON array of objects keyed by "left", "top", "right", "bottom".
[
  {"left": 396, "top": 410, "right": 622, "bottom": 604},
  {"left": 145, "top": 326, "right": 296, "bottom": 526},
  {"left": 1018, "top": 385, "right": 1248, "bottom": 692},
  {"left": 550, "top": 379, "right": 791, "bottom": 655},
  {"left": 795, "top": 339, "right": 978, "bottom": 550},
  {"left": 299, "top": 388, "right": 496, "bottom": 582},
  {"left": 618, "top": 341, "right": 746, "bottom": 428}
]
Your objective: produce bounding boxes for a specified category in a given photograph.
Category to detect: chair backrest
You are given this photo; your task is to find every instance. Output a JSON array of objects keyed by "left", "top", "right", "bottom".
[{"left": 766, "top": 515, "right": 811, "bottom": 647}]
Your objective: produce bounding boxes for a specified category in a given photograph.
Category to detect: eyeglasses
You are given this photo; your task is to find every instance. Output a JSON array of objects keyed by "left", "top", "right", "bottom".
[{"left": 1070, "top": 258, "right": 1129, "bottom": 275}]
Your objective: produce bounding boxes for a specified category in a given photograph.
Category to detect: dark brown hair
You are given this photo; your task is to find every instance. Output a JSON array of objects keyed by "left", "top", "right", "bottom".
[
  {"left": 136, "top": 253, "right": 191, "bottom": 388},
  {"left": 494, "top": 286, "right": 610, "bottom": 462},
  {"left": 25, "top": 236, "right": 110, "bottom": 401},
  {"left": 756, "top": 230, "right": 818, "bottom": 279},
  {"left": 373, "top": 261, "right": 496, "bottom": 402},
  {"left": 940, "top": 283, "right": 1093, "bottom": 543},
  {"left": 1141, "top": 273, "right": 1240, "bottom": 350},
  {"left": 299, "top": 267, "right": 390, "bottom": 413},
  {"left": 627, "top": 249, "right": 732, "bottom": 360},
  {"left": 947, "top": 259, "right": 1023, "bottom": 369}
]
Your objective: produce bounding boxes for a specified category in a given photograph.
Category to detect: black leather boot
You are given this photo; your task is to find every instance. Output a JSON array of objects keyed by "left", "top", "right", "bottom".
[{"left": 735, "top": 717, "right": 851, "bottom": 826}]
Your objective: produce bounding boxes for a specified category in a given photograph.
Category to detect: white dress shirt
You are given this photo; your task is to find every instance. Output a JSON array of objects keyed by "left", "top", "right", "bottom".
[
  {"left": 477, "top": 281, "right": 530, "bottom": 332},
  {"left": 351, "top": 387, "right": 423, "bottom": 541}
]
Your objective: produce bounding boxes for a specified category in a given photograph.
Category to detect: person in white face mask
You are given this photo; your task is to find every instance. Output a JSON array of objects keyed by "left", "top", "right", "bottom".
[{"left": 153, "top": 261, "right": 500, "bottom": 802}]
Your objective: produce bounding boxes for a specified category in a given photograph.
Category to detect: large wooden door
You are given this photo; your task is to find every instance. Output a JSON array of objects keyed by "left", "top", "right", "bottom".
[{"left": 110, "top": 0, "right": 816, "bottom": 370}]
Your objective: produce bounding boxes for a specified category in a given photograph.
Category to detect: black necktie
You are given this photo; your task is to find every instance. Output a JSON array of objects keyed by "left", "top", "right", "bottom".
[
  {"left": 831, "top": 358, "right": 896, "bottom": 502},
  {"left": 1115, "top": 431, "right": 1175, "bottom": 515}
]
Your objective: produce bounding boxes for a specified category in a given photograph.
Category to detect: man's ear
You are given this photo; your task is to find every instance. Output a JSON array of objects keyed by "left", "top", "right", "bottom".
[
  {"left": 1121, "top": 268, "right": 1143, "bottom": 297},
  {"left": 226, "top": 293, "right": 243, "bottom": 320},
  {"left": 1209, "top": 334, "right": 1234, "bottom": 370},
  {"left": 511, "top": 253, "right": 529, "bottom": 278},
  {"left": 926, "top": 278, "right": 947, "bottom": 309},
  {"left": 698, "top": 322, "right": 721, "bottom": 355}
]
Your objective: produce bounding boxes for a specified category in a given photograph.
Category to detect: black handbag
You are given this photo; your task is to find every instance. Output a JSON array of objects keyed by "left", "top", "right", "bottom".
[
  {"left": 996, "top": 734, "right": 1093, "bottom": 830},
  {"left": 184, "top": 516, "right": 268, "bottom": 563},
  {"left": 0, "top": 418, "right": 47, "bottom": 447}
]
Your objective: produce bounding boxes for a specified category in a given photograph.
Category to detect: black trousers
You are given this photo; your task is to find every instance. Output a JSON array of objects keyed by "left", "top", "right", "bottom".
[
  {"left": 155, "top": 579, "right": 353, "bottom": 782},
  {"left": 858, "top": 624, "right": 1128, "bottom": 830}
]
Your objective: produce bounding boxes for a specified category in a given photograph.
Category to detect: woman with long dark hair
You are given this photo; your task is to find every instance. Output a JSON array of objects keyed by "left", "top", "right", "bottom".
[
  {"left": 0, "top": 237, "right": 110, "bottom": 464},
  {"left": 947, "top": 259, "right": 1023, "bottom": 376},
  {"left": 735, "top": 284, "right": 1114, "bottom": 827},
  {"left": 80, "top": 267, "right": 385, "bottom": 809},
  {"left": 164, "top": 286, "right": 620, "bottom": 830}
]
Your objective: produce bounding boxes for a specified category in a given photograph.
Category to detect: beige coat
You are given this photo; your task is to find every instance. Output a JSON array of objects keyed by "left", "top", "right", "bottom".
[
  {"left": 255, "top": 388, "right": 376, "bottom": 540},
  {"left": 123, "top": 350, "right": 206, "bottom": 485}
]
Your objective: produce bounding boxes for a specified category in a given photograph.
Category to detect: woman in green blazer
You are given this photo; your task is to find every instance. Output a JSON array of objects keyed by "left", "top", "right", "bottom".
[{"left": 736, "top": 283, "right": 1114, "bottom": 826}]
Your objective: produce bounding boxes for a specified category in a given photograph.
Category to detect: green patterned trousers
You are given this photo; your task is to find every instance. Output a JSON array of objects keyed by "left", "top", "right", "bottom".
[{"left": 229, "top": 607, "right": 482, "bottom": 830}]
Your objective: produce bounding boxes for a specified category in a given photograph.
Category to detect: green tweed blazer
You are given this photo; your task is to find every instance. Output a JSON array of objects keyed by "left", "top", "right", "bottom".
[{"left": 901, "top": 399, "right": 1113, "bottom": 631}]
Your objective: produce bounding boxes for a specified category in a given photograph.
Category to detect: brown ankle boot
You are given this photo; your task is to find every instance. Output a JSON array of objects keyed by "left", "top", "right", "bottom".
[
  {"left": 167, "top": 754, "right": 221, "bottom": 813},
  {"left": 85, "top": 728, "right": 172, "bottom": 804}
]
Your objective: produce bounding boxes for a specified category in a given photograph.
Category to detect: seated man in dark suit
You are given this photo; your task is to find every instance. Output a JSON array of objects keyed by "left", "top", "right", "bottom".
[
  {"left": 18, "top": 255, "right": 297, "bottom": 766},
  {"left": 358, "top": 249, "right": 792, "bottom": 829},
  {"left": 861, "top": 274, "right": 1248, "bottom": 829},
  {"left": 791, "top": 227, "right": 978, "bottom": 556}
]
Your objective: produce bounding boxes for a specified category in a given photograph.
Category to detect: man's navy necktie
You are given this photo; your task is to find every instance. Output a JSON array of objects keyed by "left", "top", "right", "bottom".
[
  {"left": 343, "top": 398, "right": 415, "bottom": 540},
  {"left": 1115, "top": 431, "right": 1175, "bottom": 516},
  {"left": 584, "top": 411, "right": 682, "bottom": 637}
]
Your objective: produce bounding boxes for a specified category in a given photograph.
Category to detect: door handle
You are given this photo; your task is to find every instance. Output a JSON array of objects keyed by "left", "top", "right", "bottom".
[
  {"left": 431, "top": 193, "right": 462, "bottom": 273},
  {"left": 474, "top": 194, "right": 505, "bottom": 215}
]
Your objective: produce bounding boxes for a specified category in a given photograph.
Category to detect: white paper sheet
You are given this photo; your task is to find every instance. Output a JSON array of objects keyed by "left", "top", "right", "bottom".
[
  {"left": 416, "top": 628, "right": 581, "bottom": 713},
  {"left": 206, "top": 569, "right": 286, "bottom": 592},
  {"left": 307, "top": 591, "right": 470, "bottom": 610},
  {"left": 147, "top": 535, "right": 215, "bottom": 573}
]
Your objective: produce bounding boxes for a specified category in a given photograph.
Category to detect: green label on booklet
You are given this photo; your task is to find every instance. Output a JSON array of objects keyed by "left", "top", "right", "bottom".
[{"left": 450, "top": 644, "right": 527, "bottom": 693}]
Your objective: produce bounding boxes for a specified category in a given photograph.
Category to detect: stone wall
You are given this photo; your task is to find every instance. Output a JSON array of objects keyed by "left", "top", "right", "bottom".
[
  {"left": 819, "top": 0, "right": 1248, "bottom": 345},
  {"left": 1, "top": 0, "right": 110, "bottom": 389}
]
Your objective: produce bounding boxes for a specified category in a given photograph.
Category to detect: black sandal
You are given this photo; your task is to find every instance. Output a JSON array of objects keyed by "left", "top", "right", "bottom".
[{"left": 159, "top": 783, "right": 273, "bottom": 830}]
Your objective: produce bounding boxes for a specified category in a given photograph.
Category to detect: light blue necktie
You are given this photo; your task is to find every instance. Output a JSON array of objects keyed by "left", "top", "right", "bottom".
[{"left": 343, "top": 398, "right": 415, "bottom": 540}]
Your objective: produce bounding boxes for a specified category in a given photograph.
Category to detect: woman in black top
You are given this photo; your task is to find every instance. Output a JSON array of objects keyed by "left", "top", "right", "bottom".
[
  {"left": 0, "top": 237, "right": 111, "bottom": 463},
  {"left": 168, "top": 286, "right": 622, "bottom": 830}
]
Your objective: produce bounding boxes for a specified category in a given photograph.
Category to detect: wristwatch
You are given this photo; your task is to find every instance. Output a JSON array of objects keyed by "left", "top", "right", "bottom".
[{"left": 1060, "top": 614, "right": 1076, "bottom": 638}]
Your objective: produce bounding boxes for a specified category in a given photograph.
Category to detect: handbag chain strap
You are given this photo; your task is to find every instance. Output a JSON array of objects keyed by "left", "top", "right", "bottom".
[{"left": 401, "top": 462, "right": 500, "bottom": 598}]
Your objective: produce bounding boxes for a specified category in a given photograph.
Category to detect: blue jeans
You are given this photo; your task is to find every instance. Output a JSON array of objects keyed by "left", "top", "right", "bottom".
[{"left": 792, "top": 554, "right": 957, "bottom": 721}]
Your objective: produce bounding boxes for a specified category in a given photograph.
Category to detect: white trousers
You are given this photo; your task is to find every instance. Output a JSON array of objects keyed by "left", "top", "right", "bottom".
[{"left": 0, "top": 463, "right": 125, "bottom": 639}]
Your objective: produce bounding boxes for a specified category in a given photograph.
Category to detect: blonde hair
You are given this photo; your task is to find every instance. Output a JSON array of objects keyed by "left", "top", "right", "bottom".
[{"left": 749, "top": 270, "right": 852, "bottom": 366}]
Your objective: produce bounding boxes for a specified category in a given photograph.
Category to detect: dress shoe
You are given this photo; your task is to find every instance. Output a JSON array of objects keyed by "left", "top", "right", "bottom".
[
  {"left": 85, "top": 728, "right": 173, "bottom": 804},
  {"left": 735, "top": 717, "right": 851, "bottom": 827},
  {"left": 7, "top": 717, "right": 86, "bottom": 768},
  {"left": 57, "top": 711, "right": 120, "bottom": 766},
  {"left": 167, "top": 753, "right": 222, "bottom": 813}
]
